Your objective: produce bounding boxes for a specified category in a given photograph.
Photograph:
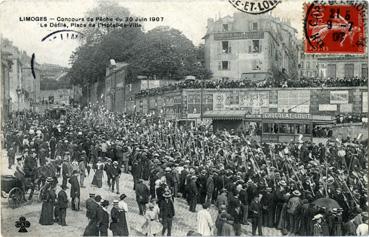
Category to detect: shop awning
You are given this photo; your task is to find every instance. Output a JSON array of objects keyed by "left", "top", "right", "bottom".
[{"left": 203, "top": 111, "right": 245, "bottom": 120}]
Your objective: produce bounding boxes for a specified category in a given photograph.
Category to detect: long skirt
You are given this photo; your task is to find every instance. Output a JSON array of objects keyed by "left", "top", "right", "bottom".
[
  {"left": 39, "top": 202, "right": 54, "bottom": 225},
  {"left": 92, "top": 170, "right": 103, "bottom": 188}
]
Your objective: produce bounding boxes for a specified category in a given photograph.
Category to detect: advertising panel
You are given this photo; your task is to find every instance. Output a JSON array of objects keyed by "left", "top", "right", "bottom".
[
  {"left": 319, "top": 104, "right": 337, "bottom": 111},
  {"left": 330, "top": 91, "right": 349, "bottom": 104},
  {"left": 363, "top": 92, "right": 368, "bottom": 113},
  {"left": 278, "top": 90, "right": 310, "bottom": 113}
]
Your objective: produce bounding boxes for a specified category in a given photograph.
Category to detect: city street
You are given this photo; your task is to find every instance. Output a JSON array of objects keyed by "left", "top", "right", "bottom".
[{"left": 0, "top": 150, "right": 281, "bottom": 236}]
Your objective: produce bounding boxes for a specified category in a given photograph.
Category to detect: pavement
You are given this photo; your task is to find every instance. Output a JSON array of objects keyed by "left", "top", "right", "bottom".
[{"left": 0, "top": 150, "right": 282, "bottom": 236}]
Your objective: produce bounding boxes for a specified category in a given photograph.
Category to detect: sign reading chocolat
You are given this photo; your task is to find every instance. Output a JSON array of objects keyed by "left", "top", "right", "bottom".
[{"left": 228, "top": 0, "right": 281, "bottom": 15}]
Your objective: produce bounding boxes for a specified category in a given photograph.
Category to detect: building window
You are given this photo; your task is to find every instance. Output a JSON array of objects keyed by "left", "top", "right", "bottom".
[
  {"left": 222, "top": 24, "right": 228, "bottom": 32},
  {"left": 252, "top": 60, "right": 261, "bottom": 70},
  {"left": 251, "top": 40, "right": 260, "bottom": 53},
  {"left": 218, "top": 61, "right": 230, "bottom": 70},
  {"left": 306, "top": 62, "right": 310, "bottom": 69},
  {"left": 222, "top": 41, "right": 231, "bottom": 53},
  {"left": 362, "top": 64, "right": 368, "bottom": 78},
  {"left": 344, "top": 64, "right": 354, "bottom": 78},
  {"left": 252, "top": 22, "right": 258, "bottom": 31},
  {"left": 327, "top": 64, "right": 336, "bottom": 79}
]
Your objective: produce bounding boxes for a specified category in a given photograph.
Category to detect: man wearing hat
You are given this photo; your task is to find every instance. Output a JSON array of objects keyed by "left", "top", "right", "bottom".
[
  {"left": 159, "top": 190, "right": 175, "bottom": 236},
  {"left": 61, "top": 152, "right": 72, "bottom": 189},
  {"left": 287, "top": 190, "right": 302, "bottom": 234},
  {"left": 261, "top": 187, "right": 275, "bottom": 228},
  {"left": 78, "top": 154, "right": 87, "bottom": 188},
  {"left": 83, "top": 195, "right": 102, "bottom": 236},
  {"left": 85, "top": 193, "right": 97, "bottom": 220},
  {"left": 104, "top": 158, "right": 114, "bottom": 188},
  {"left": 97, "top": 200, "right": 110, "bottom": 236},
  {"left": 135, "top": 179, "right": 150, "bottom": 215},
  {"left": 110, "top": 199, "right": 129, "bottom": 236},
  {"left": 57, "top": 185, "right": 68, "bottom": 226},
  {"left": 111, "top": 161, "right": 122, "bottom": 194},
  {"left": 188, "top": 175, "right": 199, "bottom": 212},
  {"left": 312, "top": 214, "right": 324, "bottom": 236},
  {"left": 250, "top": 193, "right": 263, "bottom": 236},
  {"left": 69, "top": 170, "right": 80, "bottom": 211}
]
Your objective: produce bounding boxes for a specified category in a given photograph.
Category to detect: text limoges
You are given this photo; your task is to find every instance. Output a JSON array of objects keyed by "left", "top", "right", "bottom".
[{"left": 19, "top": 16, "right": 47, "bottom": 21}]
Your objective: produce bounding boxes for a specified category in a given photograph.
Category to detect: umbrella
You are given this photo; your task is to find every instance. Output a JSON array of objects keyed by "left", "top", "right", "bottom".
[{"left": 312, "top": 198, "right": 341, "bottom": 211}]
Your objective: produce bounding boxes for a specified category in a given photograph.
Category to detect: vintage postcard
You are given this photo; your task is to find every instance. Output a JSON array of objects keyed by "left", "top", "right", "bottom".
[{"left": 0, "top": 0, "right": 368, "bottom": 236}]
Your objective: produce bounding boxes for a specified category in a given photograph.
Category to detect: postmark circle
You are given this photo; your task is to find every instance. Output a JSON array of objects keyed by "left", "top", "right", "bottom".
[
  {"left": 228, "top": 0, "right": 281, "bottom": 15},
  {"left": 304, "top": 1, "right": 367, "bottom": 54}
]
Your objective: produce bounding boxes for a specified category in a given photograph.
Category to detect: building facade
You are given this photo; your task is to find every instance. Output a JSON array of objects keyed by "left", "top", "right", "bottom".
[
  {"left": 317, "top": 55, "right": 368, "bottom": 79},
  {"left": 297, "top": 43, "right": 368, "bottom": 79},
  {"left": 1, "top": 37, "right": 41, "bottom": 113},
  {"left": 105, "top": 61, "right": 129, "bottom": 112},
  {"left": 203, "top": 13, "right": 298, "bottom": 81},
  {"left": 134, "top": 86, "right": 367, "bottom": 121}
]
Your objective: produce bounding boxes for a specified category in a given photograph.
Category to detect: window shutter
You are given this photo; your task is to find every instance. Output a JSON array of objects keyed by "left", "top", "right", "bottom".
[
  {"left": 228, "top": 61, "right": 231, "bottom": 70},
  {"left": 259, "top": 40, "right": 262, "bottom": 53},
  {"left": 218, "top": 62, "right": 221, "bottom": 70}
]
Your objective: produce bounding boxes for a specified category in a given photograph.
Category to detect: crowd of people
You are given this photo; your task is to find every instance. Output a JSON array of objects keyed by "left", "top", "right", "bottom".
[
  {"left": 3, "top": 104, "right": 368, "bottom": 236},
  {"left": 135, "top": 77, "right": 368, "bottom": 98}
]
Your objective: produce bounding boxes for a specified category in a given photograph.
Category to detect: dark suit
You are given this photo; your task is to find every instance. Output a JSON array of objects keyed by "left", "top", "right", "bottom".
[
  {"left": 69, "top": 175, "right": 80, "bottom": 210},
  {"left": 229, "top": 207, "right": 243, "bottom": 236},
  {"left": 239, "top": 189, "right": 249, "bottom": 224},
  {"left": 84, "top": 199, "right": 99, "bottom": 236},
  {"left": 97, "top": 206, "right": 109, "bottom": 236},
  {"left": 61, "top": 162, "right": 71, "bottom": 189},
  {"left": 250, "top": 200, "right": 263, "bottom": 236},
  {"left": 188, "top": 180, "right": 198, "bottom": 212},
  {"left": 159, "top": 199, "right": 175, "bottom": 236},
  {"left": 86, "top": 198, "right": 98, "bottom": 219},
  {"left": 57, "top": 189, "right": 68, "bottom": 226},
  {"left": 135, "top": 182, "right": 150, "bottom": 215}
]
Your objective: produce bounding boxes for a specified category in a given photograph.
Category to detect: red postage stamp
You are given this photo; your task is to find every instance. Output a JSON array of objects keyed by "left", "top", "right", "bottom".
[{"left": 304, "top": 1, "right": 367, "bottom": 54}]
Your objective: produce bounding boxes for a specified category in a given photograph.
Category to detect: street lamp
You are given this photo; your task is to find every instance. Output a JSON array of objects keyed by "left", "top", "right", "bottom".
[{"left": 16, "top": 87, "right": 22, "bottom": 112}]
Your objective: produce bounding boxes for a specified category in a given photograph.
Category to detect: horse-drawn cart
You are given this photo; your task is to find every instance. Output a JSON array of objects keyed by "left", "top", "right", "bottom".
[
  {"left": 1, "top": 175, "right": 26, "bottom": 208},
  {"left": 1, "top": 175, "right": 42, "bottom": 208}
]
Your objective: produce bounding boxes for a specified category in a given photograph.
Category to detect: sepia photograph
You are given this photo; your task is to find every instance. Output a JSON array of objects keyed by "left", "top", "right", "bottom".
[{"left": 0, "top": 0, "right": 368, "bottom": 236}]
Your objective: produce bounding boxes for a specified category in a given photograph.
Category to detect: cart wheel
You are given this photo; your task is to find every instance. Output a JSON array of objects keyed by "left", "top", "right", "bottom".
[{"left": 8, "top": 187, "right": 24, "bottom": 208}]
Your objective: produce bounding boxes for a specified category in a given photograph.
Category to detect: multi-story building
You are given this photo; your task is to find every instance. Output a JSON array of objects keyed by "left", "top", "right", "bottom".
[
  {"left": 298, "top": 42, "right": 368, "bottom": 79},
  {"left": 1, "top": 38, "right": 13, "bottom": 122},
  {"left": 317, "top": 55, "right": 368, "bottom": 79},
  {"left": 203, "top": 13, "right": 298, "bottom": 81},
  {"left": 1, "top": 37, "right": 43, "bottom": 113}
]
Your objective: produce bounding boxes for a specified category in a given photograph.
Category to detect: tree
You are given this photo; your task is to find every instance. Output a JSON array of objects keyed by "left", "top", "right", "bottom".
[
  {"left": 80, "top": 0, "right": 133, "bottom": 45},
  {"left": 128, "top": 26, "right": 211, "bottom": 81},
  {"left": 68, "top": 1, "right": 144, "bottom": 86}
]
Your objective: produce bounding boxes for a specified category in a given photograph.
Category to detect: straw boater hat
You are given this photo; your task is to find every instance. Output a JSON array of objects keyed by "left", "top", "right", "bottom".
[
  {"left": 312, "top": 214, "right": 324, "bottom": 221},
  {"left": 163, "top": 190, "right": 172, "bottom": 198},
  {"left": 292, "top": 190, "right": 301, "bottom": 196},
  {"left": 46, "top": 177, "right": 54, "bottom": 183},
  {"left": 278, "top": 180, "right": 287, "bottom": 186}
]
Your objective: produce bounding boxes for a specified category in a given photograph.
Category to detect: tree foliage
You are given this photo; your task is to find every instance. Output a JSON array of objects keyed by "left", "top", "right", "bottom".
[{"left": 68, "top": 3, "right": 211, "bottom": 87}]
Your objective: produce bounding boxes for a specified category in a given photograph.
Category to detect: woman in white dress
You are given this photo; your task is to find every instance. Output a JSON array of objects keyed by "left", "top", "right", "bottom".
[
  {"left": 142, "top": 202, "right": 162, "bottom": 236},
  {"left": 197, "top": 202, "right": 214, "bottom": 236}
]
